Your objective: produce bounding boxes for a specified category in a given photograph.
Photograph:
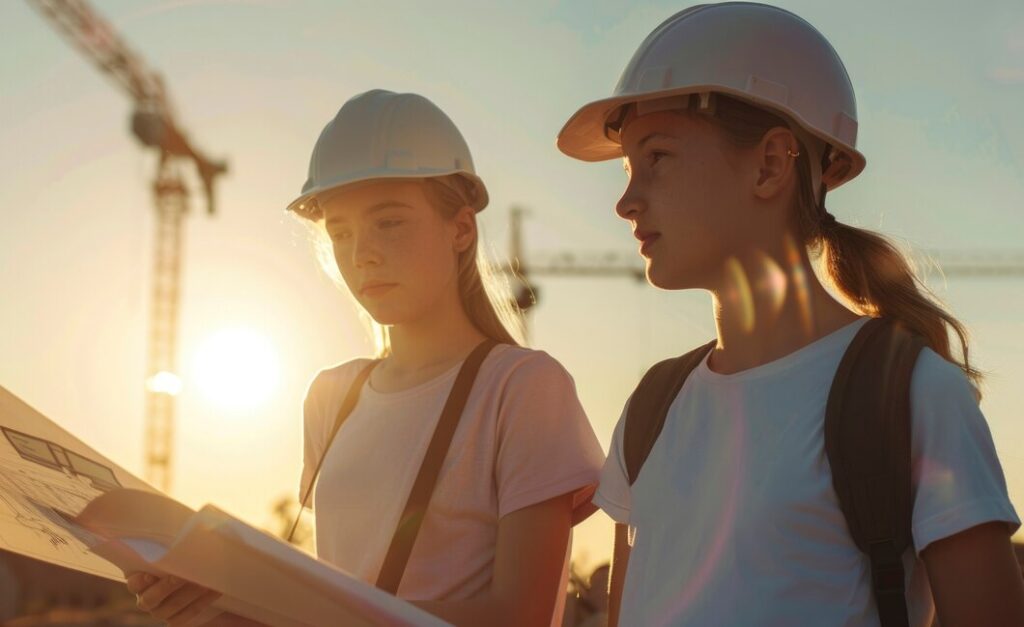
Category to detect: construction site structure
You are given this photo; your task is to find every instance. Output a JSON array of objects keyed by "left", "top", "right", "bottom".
[
  {"left": 28, "top": 0, "right": 227, "bottom": 492},
  {"left": 21, "top": 1, "right": 1023, "bottom": 494},
  {"left": 506, "top": 205, "right": 1024, "bottom": 319}
]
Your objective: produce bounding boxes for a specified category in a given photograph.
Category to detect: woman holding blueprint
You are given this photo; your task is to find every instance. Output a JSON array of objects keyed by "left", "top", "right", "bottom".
[{"left": 127, "top": 90, "right": 605, "bottom": 625}]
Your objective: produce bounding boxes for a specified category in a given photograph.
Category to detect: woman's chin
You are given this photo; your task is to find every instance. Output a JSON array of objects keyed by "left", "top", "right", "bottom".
[
  {"left": 362, "top": 304, "right": 401, "bottom": 326},
  {"left": 364, "top": 304, "right": 419, "bottom": 328},
  {"left": 645, "top": 260, "right": 676, "bottom": 289},
  {"left": 646, "top": 259, "right": 705, "bottom": 291},
  {"left": 647, "top": 272, "right": 683, "bottom": 290}
]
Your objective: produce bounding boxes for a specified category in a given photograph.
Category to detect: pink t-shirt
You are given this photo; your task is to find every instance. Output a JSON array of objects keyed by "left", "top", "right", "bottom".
[{"left": 299, "top": 344, "right": 604, "bottom": 603}]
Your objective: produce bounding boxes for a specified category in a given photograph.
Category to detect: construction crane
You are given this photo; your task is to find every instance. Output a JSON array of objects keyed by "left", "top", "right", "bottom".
[
  {"left": 28, "top": 0, "right": 227, "bottom": 492},
  {"left": 921, "top": 251, "right": 1024, "bottom": 278},
  {"left": 505, "top": 206, "right": 641, "bottom": 316},
  {"left": 507, "top": 206, "right": 1024, "bottom": 318}
]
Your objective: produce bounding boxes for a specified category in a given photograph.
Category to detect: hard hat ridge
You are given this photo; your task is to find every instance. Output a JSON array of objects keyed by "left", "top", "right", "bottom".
[{"left": 288, "top": 89, "right": 489, "bottom": 220}]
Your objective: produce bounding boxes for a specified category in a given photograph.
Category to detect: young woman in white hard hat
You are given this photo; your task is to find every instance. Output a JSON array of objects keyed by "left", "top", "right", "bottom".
[
  {"left": 126, "top": 89, "right": 605, "bottom": 626},
  {"left": 558, "top": 3, "right": 1023, "bottom": 627}
]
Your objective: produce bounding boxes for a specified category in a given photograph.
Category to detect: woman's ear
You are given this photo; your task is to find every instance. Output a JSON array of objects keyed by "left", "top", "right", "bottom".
[
  {"left": 753, "top": 127, "right": 800, "bottom": 201},
  {"left": 452, "top": 204, "right": 477, "bottom": 253}
]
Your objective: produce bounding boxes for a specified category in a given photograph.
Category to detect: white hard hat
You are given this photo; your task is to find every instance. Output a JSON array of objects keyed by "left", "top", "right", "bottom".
[
  {"left": 288, "top": 89, "right": 489, "bottom": 220},
  {"left": 557, "top": 2, "right": 865, "bottom": 193}
]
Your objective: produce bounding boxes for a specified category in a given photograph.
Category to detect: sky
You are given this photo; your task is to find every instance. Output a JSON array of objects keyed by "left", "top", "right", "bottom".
[{"left": 1, "top": 0, "right": 1023, "bottom": 575}]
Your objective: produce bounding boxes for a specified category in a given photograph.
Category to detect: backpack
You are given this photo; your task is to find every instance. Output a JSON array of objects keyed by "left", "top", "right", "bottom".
[{"left": 623, "top": 317, "right": 925, "bottom": 627}]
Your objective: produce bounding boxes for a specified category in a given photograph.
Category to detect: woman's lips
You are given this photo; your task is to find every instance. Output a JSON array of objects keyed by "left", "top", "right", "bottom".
[
  {"left": 360, "top": 283, "right": 397, "bottom": 297},
  {"left": 637, "top": 233, "right": 661, "bottom": 257}
]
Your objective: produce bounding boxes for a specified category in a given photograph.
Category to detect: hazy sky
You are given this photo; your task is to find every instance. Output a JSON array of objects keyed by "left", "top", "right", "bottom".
[{"left": 2, "top": 0, "right": 1023, "bottom": 571}]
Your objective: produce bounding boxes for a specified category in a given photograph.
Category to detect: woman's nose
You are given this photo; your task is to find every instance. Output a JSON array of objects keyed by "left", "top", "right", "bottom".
[
  {"left": 615, "top": 180, "right": 645, "bottom": 221},
  {"left": 352, "top": 232, "right": 382, "bottom": 269}
]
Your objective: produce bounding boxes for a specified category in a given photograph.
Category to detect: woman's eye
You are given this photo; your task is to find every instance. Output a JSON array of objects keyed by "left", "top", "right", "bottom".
[
  {"left": 649, "top": 151, "right": 669, "bottom": 166},
  {"left": 331, "top": 229, "right": 352, "bottom": 241},
  {"left": 378, "top": 219, "right": 403, "bottom": 229}
]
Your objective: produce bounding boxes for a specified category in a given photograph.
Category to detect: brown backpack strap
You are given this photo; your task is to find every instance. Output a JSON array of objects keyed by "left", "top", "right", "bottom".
[
  {"left": 376, "top": 339, "right": 499, "bottom": 594},
  {"left": 624, "top": 339, "right": 716, "bottom": 485},
  {"left": 825, "top": 317, "right": 924, "bottom": 627},
  {"left": 287, "top": 360, "right": 378, "bottom": 543}
]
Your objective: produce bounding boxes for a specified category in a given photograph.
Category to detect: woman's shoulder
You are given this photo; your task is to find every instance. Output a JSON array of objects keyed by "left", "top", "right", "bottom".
[
  {"left": 483, "top": 344, "right": 582, "bottom": 401},
  {"left": 305, "top": 356, "right": 378, "bottom": 404},
  {"left": 910, "top": 347, "right": 980, "bottom": 406},
  {"left": 908, "top": 347, "right": 986, "bottom": 436},
  {"left": 486, "top": 344, "right": 574, "bottom": 380}
]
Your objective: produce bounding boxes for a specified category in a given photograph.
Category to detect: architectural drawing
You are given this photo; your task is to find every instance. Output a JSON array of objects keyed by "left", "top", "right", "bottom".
[{"left": 0, "top": 386, "right": 151, "bottom": 581}]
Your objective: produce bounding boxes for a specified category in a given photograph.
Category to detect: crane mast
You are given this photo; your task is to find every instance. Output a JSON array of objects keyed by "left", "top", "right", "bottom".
[{"left": 28, "top": 0, "right": 227, "bottom": 492}]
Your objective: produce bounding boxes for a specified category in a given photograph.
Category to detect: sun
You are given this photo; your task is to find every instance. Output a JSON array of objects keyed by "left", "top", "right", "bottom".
[{"left": 190, "top": 327, "right": 280, "bottom": 411}]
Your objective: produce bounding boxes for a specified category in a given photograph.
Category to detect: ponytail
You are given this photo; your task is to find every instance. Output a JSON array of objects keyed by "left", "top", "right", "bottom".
[
  {"left": 709, "top": 95, "right": 981, "bottom": 388},
  {"left": 816, "top": 219, "right": 980, "bottom": 386}
]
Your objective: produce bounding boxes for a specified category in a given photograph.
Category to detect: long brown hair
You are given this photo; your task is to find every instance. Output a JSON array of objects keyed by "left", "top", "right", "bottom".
[
  {"left": 704, "top": 95, "right": 981, "bottom": 387},
  {"left": 312, "top": 176, "right": 524, "bottom": 358},
  {"left": 419, "top": 175, "right": 524, "bottom": 350}
]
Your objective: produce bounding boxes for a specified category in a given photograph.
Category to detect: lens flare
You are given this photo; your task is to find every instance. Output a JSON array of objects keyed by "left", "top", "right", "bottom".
[
  {"left": 785, "top": 234, "right": 815, "bottom": 338},
  {"left": 753, "top": 250, "right": 789, "bottom": 321},
  {"left": 724, "top": 257, "right": 755, "bottom": 333},
  {"left": 146, "top": 371, "right": 182, "bottom": 396}
]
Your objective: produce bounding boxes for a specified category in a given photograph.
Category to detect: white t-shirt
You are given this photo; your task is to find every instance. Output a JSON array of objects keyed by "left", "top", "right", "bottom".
[
  {"left": 594, "top": 317, "right": 1020, "bottom": 627},
  {"left": 300, "top": 344, "right": 605, "bottom": 604}
]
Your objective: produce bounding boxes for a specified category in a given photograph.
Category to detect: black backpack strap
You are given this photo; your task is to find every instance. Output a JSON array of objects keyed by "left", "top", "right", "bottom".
[
  {"left": 825, "top": 318, "right": 925, "bottom": 627},
  {"left": 376, "top": 339, "right": 498, "bottom": 594},
  {"left": 624, "top": 339, "right": 716, "bottom": 485},
  {"left": 288, "top": 359, "right": 379, "bottom": 543}
]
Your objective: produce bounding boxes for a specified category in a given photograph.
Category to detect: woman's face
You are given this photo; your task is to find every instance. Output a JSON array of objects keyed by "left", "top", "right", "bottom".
[
  {"left": 617, "top": 109, "right": 758, "bottom": 290},
  {"left": 321, "top": 180, "right": 469, "bottom": 326}
]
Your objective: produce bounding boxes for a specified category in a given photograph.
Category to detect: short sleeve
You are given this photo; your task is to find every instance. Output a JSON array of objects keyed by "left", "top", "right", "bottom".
[
  {"left": 909, "top": 348, "right": 1020, "bottom": 553},
  {"left": 592, "top": 400, "right": 633, "bottom": 525},
  {"left": 494, "top": 352, "right": 605, "bottom": 522}
]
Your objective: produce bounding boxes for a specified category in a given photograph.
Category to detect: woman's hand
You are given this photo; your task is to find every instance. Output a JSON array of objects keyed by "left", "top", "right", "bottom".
[{"left": 126, "top": 572, "right": 225, "bottom": 626}]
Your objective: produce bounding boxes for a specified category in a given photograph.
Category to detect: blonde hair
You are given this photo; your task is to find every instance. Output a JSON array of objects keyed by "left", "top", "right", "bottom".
[
  {"left": 705, "top": 95, "right": 981, "bottom": 388},
  {"left": 311, "top": 176, "right": 525, "bottom": 358}
]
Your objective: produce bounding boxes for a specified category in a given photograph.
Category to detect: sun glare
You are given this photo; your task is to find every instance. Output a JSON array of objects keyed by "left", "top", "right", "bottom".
[
  {"left": 191, "top": 328, "right": 280, "bottom": 411},
  {"left": 146, "top": 371, "right": 183, "bottom": 396}
]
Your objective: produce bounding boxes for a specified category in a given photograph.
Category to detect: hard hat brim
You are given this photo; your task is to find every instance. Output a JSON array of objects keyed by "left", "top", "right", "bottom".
[
  {"left": 287, "top": 170, "right": 489, "bottom": 221},
  {"left": 556, "top": 85, "right": 866, "bottom": 191}
]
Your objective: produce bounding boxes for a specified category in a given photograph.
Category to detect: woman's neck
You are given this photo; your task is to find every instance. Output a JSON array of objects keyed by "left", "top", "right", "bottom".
[
  {"left": 374, "top": 290, "right": 487, "bottom": 392},
  {"left": 706, "top": 240, "right": 860, "bottom": 375}
]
